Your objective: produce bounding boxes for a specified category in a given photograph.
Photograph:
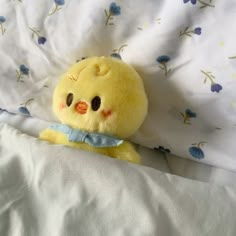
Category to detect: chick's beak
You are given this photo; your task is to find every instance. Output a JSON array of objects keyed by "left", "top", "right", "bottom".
[{"left": 75, "top": 101, "right": 88, "bottom": 114}]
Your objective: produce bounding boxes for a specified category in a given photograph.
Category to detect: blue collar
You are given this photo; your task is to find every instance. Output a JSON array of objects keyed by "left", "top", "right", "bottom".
[{"left": 50, "top": 123, "right": 123, "bottom": 148}]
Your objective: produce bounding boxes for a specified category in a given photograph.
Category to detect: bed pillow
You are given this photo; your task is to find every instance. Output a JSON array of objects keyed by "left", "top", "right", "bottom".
[{"left": 0, "top": 0, "right": 236, "bottom": 170}]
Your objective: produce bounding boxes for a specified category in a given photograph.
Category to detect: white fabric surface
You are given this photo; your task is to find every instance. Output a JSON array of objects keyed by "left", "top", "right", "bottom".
[
  {"left": 0, "top": 0, "right": 236, "bottom": 170},
  {"left": 1, "top": 109, "right": 236, "bottom": 188},
  {"left": 1, "top": 122, "right": 236, "bottom": 236}
]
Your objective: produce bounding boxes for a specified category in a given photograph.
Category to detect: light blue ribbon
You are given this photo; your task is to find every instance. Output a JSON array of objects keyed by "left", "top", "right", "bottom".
[{"left": 50, "top": 124, "right": 123, "bottom": 148}]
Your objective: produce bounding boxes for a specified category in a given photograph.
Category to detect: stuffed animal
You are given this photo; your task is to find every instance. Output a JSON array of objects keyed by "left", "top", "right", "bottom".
[{"left": 39, "top": 56, "right": 148, "bottom": 164}]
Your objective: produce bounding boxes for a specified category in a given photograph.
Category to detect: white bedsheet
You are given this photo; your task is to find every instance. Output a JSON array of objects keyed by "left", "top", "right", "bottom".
[{"left": 0, "top": 123, "right": 236, "bottom": 236}]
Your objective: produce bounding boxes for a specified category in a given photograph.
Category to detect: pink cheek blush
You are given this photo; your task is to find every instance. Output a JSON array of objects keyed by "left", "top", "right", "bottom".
[
  {"left": 101, "top": 110, "right": 112, "bottom": 118},
  {"left": 59, "top": 102, "right": 66, "bottom": 111}
]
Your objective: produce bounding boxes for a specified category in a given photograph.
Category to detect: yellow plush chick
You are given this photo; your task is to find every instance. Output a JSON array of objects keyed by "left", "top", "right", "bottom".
[{"left": 39, "top": 56, "right": 148, "bottom": 164}]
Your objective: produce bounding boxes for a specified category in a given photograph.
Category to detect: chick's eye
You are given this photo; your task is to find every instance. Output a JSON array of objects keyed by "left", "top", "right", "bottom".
[
  {"left": 66, "top": 93, "right": 73, "bottom": 106},
  {"left": 91, "top": 96, "right": 101, "bottom": 111}
]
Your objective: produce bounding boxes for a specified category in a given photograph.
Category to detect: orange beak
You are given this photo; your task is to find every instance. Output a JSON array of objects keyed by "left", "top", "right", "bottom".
[{"left": 75, "top": 101, "right": 88, "bottom": 114}]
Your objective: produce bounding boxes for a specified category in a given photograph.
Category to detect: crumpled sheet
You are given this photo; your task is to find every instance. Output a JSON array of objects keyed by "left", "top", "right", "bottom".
[{"left": 0, "top": 123, "right": 236, "bottom": 236}]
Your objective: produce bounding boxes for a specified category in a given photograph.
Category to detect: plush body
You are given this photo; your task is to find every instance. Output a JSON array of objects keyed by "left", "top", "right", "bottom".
[{"left": 39, "top": 56, "right": 148, "bottom": 164}]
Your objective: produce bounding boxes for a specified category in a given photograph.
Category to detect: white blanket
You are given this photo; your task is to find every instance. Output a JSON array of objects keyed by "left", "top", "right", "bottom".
[{"left": 1, "top": 123, "right": 236, "bottom": 236}]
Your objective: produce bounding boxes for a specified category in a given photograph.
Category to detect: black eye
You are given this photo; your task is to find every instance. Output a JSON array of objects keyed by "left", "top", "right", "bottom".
[
  {"left": 91, "top": 96, "right": 101, "bottom": 111},
  {"left": 66, "top": 93, "right": 73, "bottom": 106}
]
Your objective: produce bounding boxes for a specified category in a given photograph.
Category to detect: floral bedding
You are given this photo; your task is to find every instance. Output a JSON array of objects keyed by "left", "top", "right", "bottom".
[{"left": 0, "top": 0, "right": 236, "bottom": 170}]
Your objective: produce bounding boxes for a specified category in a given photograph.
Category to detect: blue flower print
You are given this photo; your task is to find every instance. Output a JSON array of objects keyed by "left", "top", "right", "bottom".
[
  {"left": 183, "top": 0, "right": 197, "bottom": 4},
  {"left": 48, "top": 0, "right": 65, "bottom": 16},
  {"left": 111, "top": 53, "right": 122, "bottom": 60},
  {"left": 183, "top": 0, "right": 215, "bottom": 8},
  {"left": 189, "top": 147, "right": 204, "bottom": 159},
  {"left": 185, "top": 109, "right": 197, "bottom": 118},
  {"left": 156, "top": 55, "right": 170, "bottom": 63},
  {"left": 18, "top": 107, "right": 31, "bottom": 115},
  {"left": 55, "top": 0, "right": 64, "bottom": 5},
  {"left": 194, "top": 27, "right": 202, "bottom": 35},
  {"left": 0, "top": 16, "right": 6, "bottom": 23},
  {"left": 156, "top": 55, "right": 171, "bottom": 76},
  {"left": 211, "top": 83, "right": 222, "bottom": 93},
  {"left": 20, "top": 64, "right": 29, "bottom": 75},
  {"left": 18, "top": 99, "right": 34, "bottom": 116},
  {"left": 38, "top": 37, "right": 47, "bottom": 44},
  {"left": 0, "top": 16, "right": 6, "bottom": 35},
  {"left": 104, "top": 2, "right": 121, "bottom": 26},
  {"left": 179, "top": 26, "right": 202, "bottom": 37},
  {"left": 189, "top": 142, "right": 206, "bottom": 159},
  {"left": 180, "top": 109, "right": 197, "bottom": 124},
  {"left": 111, "top": 44, "right": 127, "bottom": 60},
  {"left": 29, "top": 27, "right": 47, "bottom": 45},
  {"left": 16, "top": 64, "right": 30, "bottom": 82},
  {"left": 201, "top": 70, "right": 223, "bottom": 93},
  {"left": 109, "top": 2, "right": 121, "bottom": 15}
]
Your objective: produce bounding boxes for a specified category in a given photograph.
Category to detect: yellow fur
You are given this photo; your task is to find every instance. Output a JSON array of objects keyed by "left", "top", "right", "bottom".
[{"left": 39, "top": 56, "right": 148, "bottom": 164}]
